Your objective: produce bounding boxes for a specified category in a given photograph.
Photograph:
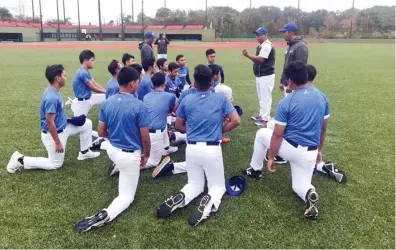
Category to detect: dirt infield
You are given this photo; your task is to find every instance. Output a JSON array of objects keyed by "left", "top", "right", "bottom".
[{"left": 0, "top": 41, "right": 286, "bottom": 50}]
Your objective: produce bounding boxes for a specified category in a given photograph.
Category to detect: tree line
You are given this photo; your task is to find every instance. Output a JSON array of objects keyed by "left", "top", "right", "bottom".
[{"left": 0, "top": 5, "right": 394, "bottom": 38}]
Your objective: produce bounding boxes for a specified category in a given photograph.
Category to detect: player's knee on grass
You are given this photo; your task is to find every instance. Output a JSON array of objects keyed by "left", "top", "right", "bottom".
[{"left": 50, "top": 158, "right": 65, "bottom": 170}]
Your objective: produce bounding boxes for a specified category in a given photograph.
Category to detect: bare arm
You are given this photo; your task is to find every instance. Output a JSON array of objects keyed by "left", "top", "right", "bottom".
[
  {"left": 87, "top": 80, "right": 106, "bottom": 94},
  {"left": 46, "top": 113, "right": 63, "bottom": 153},
  {"left": 318, "top": 118, "right": 328, "bottom": 152},
  {"left": 223, "top": 111, "right": 240, "bottom": 133},
  {"left": 140, "top": 127, "right": 150, "bottom": 158},
  {"left": 245, "top": 53, "right": 265, "bottom": 64},
  {"left": 268, "top": 124, "right": 286, "bottom": 160},
  {"left": 175, "top": 117, "right": 186, "bottom": 134},
  {"left": 98, "top": 121, "right": 108, "bottom": 138},
  {"left": 172, "top": 103, "right": 179, "bottom": 113}
]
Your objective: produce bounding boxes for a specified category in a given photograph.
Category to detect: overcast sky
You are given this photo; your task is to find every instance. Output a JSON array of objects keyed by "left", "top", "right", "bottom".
[{"left": 0, "top": 0, "right": 394, "bottom": 25}]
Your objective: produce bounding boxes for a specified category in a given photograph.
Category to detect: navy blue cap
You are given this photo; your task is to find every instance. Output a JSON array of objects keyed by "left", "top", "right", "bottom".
[
  {"left": 253, "top": 27, "right": 268, "bottom": 36},
  {"left": 67, "top": 114, "right": 86, "bottom": 126},
  {"left": 234, "top": 105, "right": 243, "bottom": 117},
  {"left": 144, "top": 31, "right": 156, "bottom": 39},
  {"left": 226, "top": 176, "right": 247, "bottom": 197},
  {"left": 279, "top": 22, "right": 298, "bottom": 33}
]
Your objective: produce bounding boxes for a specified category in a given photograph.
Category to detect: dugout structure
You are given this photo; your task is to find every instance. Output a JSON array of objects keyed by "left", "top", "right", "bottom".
[{"left": 0, "top": 22, "right": 215, "bottom": 42}]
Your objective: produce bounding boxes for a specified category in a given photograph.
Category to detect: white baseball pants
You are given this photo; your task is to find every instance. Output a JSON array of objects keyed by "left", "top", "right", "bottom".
[
  {"left": 71, "top": 94, "right": 105, "bottom": 116},
  {"left": 256, "top": 74, "right": 275, "bottom": 121},
  {"left": 24, "top": 119, "right": 93, "bottom": 170},
  {"left": 179, "top": 143, "right": 225, "bottom": 211},
  {"left": 157, "top": 54, "right": 167, "bottom": 59},
  {"left": 250, "top": 128, "right": 317, "bottom": 200},
  {"left": 104, "top": 143, "right": 141, "bottom": 221},
  {"left": 148, "top": 130, "right": 166, "bottom": 167}
]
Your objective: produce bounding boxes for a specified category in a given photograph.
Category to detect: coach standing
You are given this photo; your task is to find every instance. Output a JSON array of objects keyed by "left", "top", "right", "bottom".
[
  {"left": 154, "top": 32, "right": 170, "bottom": 59},
  {"left": 279, "top": 22, "right": 308, "bottom": 95},
  {"left": 139, "top": 32, "right": 156, "bottom": 65},
  {"left": 242, "top": 27, "right": 276, "bottom": 127}
]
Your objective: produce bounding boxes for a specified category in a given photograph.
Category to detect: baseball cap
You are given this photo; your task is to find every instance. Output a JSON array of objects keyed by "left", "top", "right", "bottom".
[
  {"left": 67, "top": 114, "right": 86, "bottom": 126},
  {"left": 226, "top": 175, "right": 247, "bottom": 197},
  {"left": 144, "top": 31, "right": 156, "bottom": 39},
  {"left": 279, "top": 22, "right": 298, "bottom": 33},
  {"left": 253, "top": 27, "right": 268, "bottom": 36},
  {"left": 234, "top": 105, "right": 243, "bottom": 117}
]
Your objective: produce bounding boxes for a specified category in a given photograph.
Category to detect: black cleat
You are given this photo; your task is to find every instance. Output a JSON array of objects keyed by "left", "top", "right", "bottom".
[
  {"left": 322, "top": 162, "right": 347, "bottom": 184},
  {"left": 265, "top": 155, "right": 288, "bottom": 164},
  {"left": 188, "top": 194, "right": 212, "bottom": 227},
  {"left": 75, "top": 210, "right": 110, "bottom": 233},
  {"left": 242, "top": 167, "right": 263, "bottom": 180},
  {"left": 157, "top": 192, "right": 185, "bottom": 218},
  {"left": 90, "top": 138, "right": 105, "bottom": 151},
  {"left": 108, "top": 162, "right": 119, "bottom": 177},
  {"left": 304, "top": 189, "right": 319, "bottom": 219},
  {"left": 152, "top": 156, "right": 173, "bottom": 179}
]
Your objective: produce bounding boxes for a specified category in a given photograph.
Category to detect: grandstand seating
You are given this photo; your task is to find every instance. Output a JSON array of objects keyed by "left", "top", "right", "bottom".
[
  {"left": 184, "top": 25, "right": 203, "bottom": 30},
  {"left": 166, "top": 25, "right": 183, "bottom": 30},
  {"left": 102, "top": 25, "right": 122, "bottom": 30},
  {"left": 125, "top": 25, "right": 142, "bottom": 30},
  {"left": 147, "top": 25, "right": 164, "bottom": 30}
]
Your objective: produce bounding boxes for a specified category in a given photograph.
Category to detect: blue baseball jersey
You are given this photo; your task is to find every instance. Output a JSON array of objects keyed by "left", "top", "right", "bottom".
[
  {"left": 40, "top": 86, "right": 67, "bottom": 131},
  {"left": 99, "top": 93, "right": 149, "bottom": 151},
  {"left": 177, "top": 87, "right": 215, "bottom": 104},
  {"left": 176, "top": 91, "right": 235, "bottom": 142},
  {"left": 73, "top": 66, "right": 93, "bottom": 99},
  {"left": 165, "top": 75, "right": 182, "bottom": 95},
  {"left": 143, "top": 90, "right": 176, "bottom": 130},
  {"left": 138, "top": 74, "right": 153, "bottom": 101},
  {"left": 274, "top": 85, "right": 330, "bottom": 147},
  {"left": 105, "top": 77, "right": 119, "bottom": 99},
  {"left": 178, "top": 65, "right": 189, "bottom": 85}
]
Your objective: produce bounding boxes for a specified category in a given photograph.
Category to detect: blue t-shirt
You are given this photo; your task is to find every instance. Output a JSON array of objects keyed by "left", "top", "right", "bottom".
[
  {"left": 138, "top": 74, "right": 153, "bottom": 101},
  {"left": 143, "top": 91, "right": 176, "bottom": 130},
  {"left": 99, "top": 93, "right": 150, "bottom": 151},
  {"left": 73, "top": 66, "right": 93, "bottom": 99},
  {"left": 178, "top": 87, "right": 215, "bottom": 104},
  {"left": 105, "top": 77, "right": 119, "bottom": 99},
  {"left": 274, "top": 85, "right": 330, "bottom": 147},
  {"left": 40, "top": 86, "right": 67, "bottom": 131},
  {"left": 165, "top": 75, "right": 182, "bottom": 95},
  {"left": 176, "top": 91, "right": 235, "bottom": 142},
  {"left": 178, "top": 65, "right": 189, "bottom": 86}
]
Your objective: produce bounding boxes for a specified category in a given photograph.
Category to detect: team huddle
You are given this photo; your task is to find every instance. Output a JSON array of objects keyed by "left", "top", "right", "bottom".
[{"left": 6, "top": 23, "right": 347, "bottom": 233}]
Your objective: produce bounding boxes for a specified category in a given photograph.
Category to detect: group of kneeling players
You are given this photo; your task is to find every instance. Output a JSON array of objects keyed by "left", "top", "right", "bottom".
[{"left": 6, "top": 48, "right": 346, "bottom": 232}]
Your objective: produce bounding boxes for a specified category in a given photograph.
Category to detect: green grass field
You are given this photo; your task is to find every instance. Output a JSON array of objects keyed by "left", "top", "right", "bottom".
[{"left": 0, "top": 42, "right": 394, "bottom": 249}]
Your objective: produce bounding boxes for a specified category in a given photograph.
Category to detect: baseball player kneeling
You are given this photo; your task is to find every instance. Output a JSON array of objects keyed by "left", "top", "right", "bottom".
[
  {"left": 6, "top": 65, "right": 100, "bottom": 174},
  {"left": 156, "top": 64, "right": 240, "bottom": 226},
  {"left": 243, "top": 61, "right": 329, "bottom": 219},
  {"left": 75, "top": 67, "right": 150, "bottom": 232}
]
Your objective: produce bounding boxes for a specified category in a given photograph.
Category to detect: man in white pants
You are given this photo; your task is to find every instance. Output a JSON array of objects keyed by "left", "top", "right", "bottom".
[
  {"left": 242, "top": 27, "right": 276, "bottom": 127},
  {"left": 156, "top": 65, "right": 240, "bottom": 226},
  {"left": 71, "top": 50, "right": 106, "bottom": 116},
  {"left": 6, "top": 65, "right": 99, "bottom": 174},
  {"left": 243, "top": 61, "right": 330, "bottom": 219},
  {"left": 75, "top": 66, "right": 151, "bottom": 232}
]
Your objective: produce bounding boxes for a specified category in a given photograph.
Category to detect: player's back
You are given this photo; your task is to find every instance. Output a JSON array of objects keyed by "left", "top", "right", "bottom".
[
  {"left": 105, "top": 77, "right": 119, "bottom": 99},
  {"left": 177, "top": 91, "right": 234, "bottom": 142},
  {"left": 137, "top": 75, "right": 153, "bottom": 101},
  {"left": 100, "top": 93, "right": 148, "bottom": 151},
  {"left": 279, "top": 85, "right": 329, "bottom": 147},
  {"left": 143, "top": 91, "right": 175, "bottom": 130},
  {"left": 73, "top": 67, "right": 92, "bottom": 99}
]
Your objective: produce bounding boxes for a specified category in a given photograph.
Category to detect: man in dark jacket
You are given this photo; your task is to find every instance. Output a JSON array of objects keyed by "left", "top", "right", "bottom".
[
  {"left": 139, "top": 32, "right": 156, "bottom": 65},
  {"left": 154, "top": 32, "right": 170, "bottom": 59},
  {"left": 279, "top": 22, "right": 308, "bottom": 96}
]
